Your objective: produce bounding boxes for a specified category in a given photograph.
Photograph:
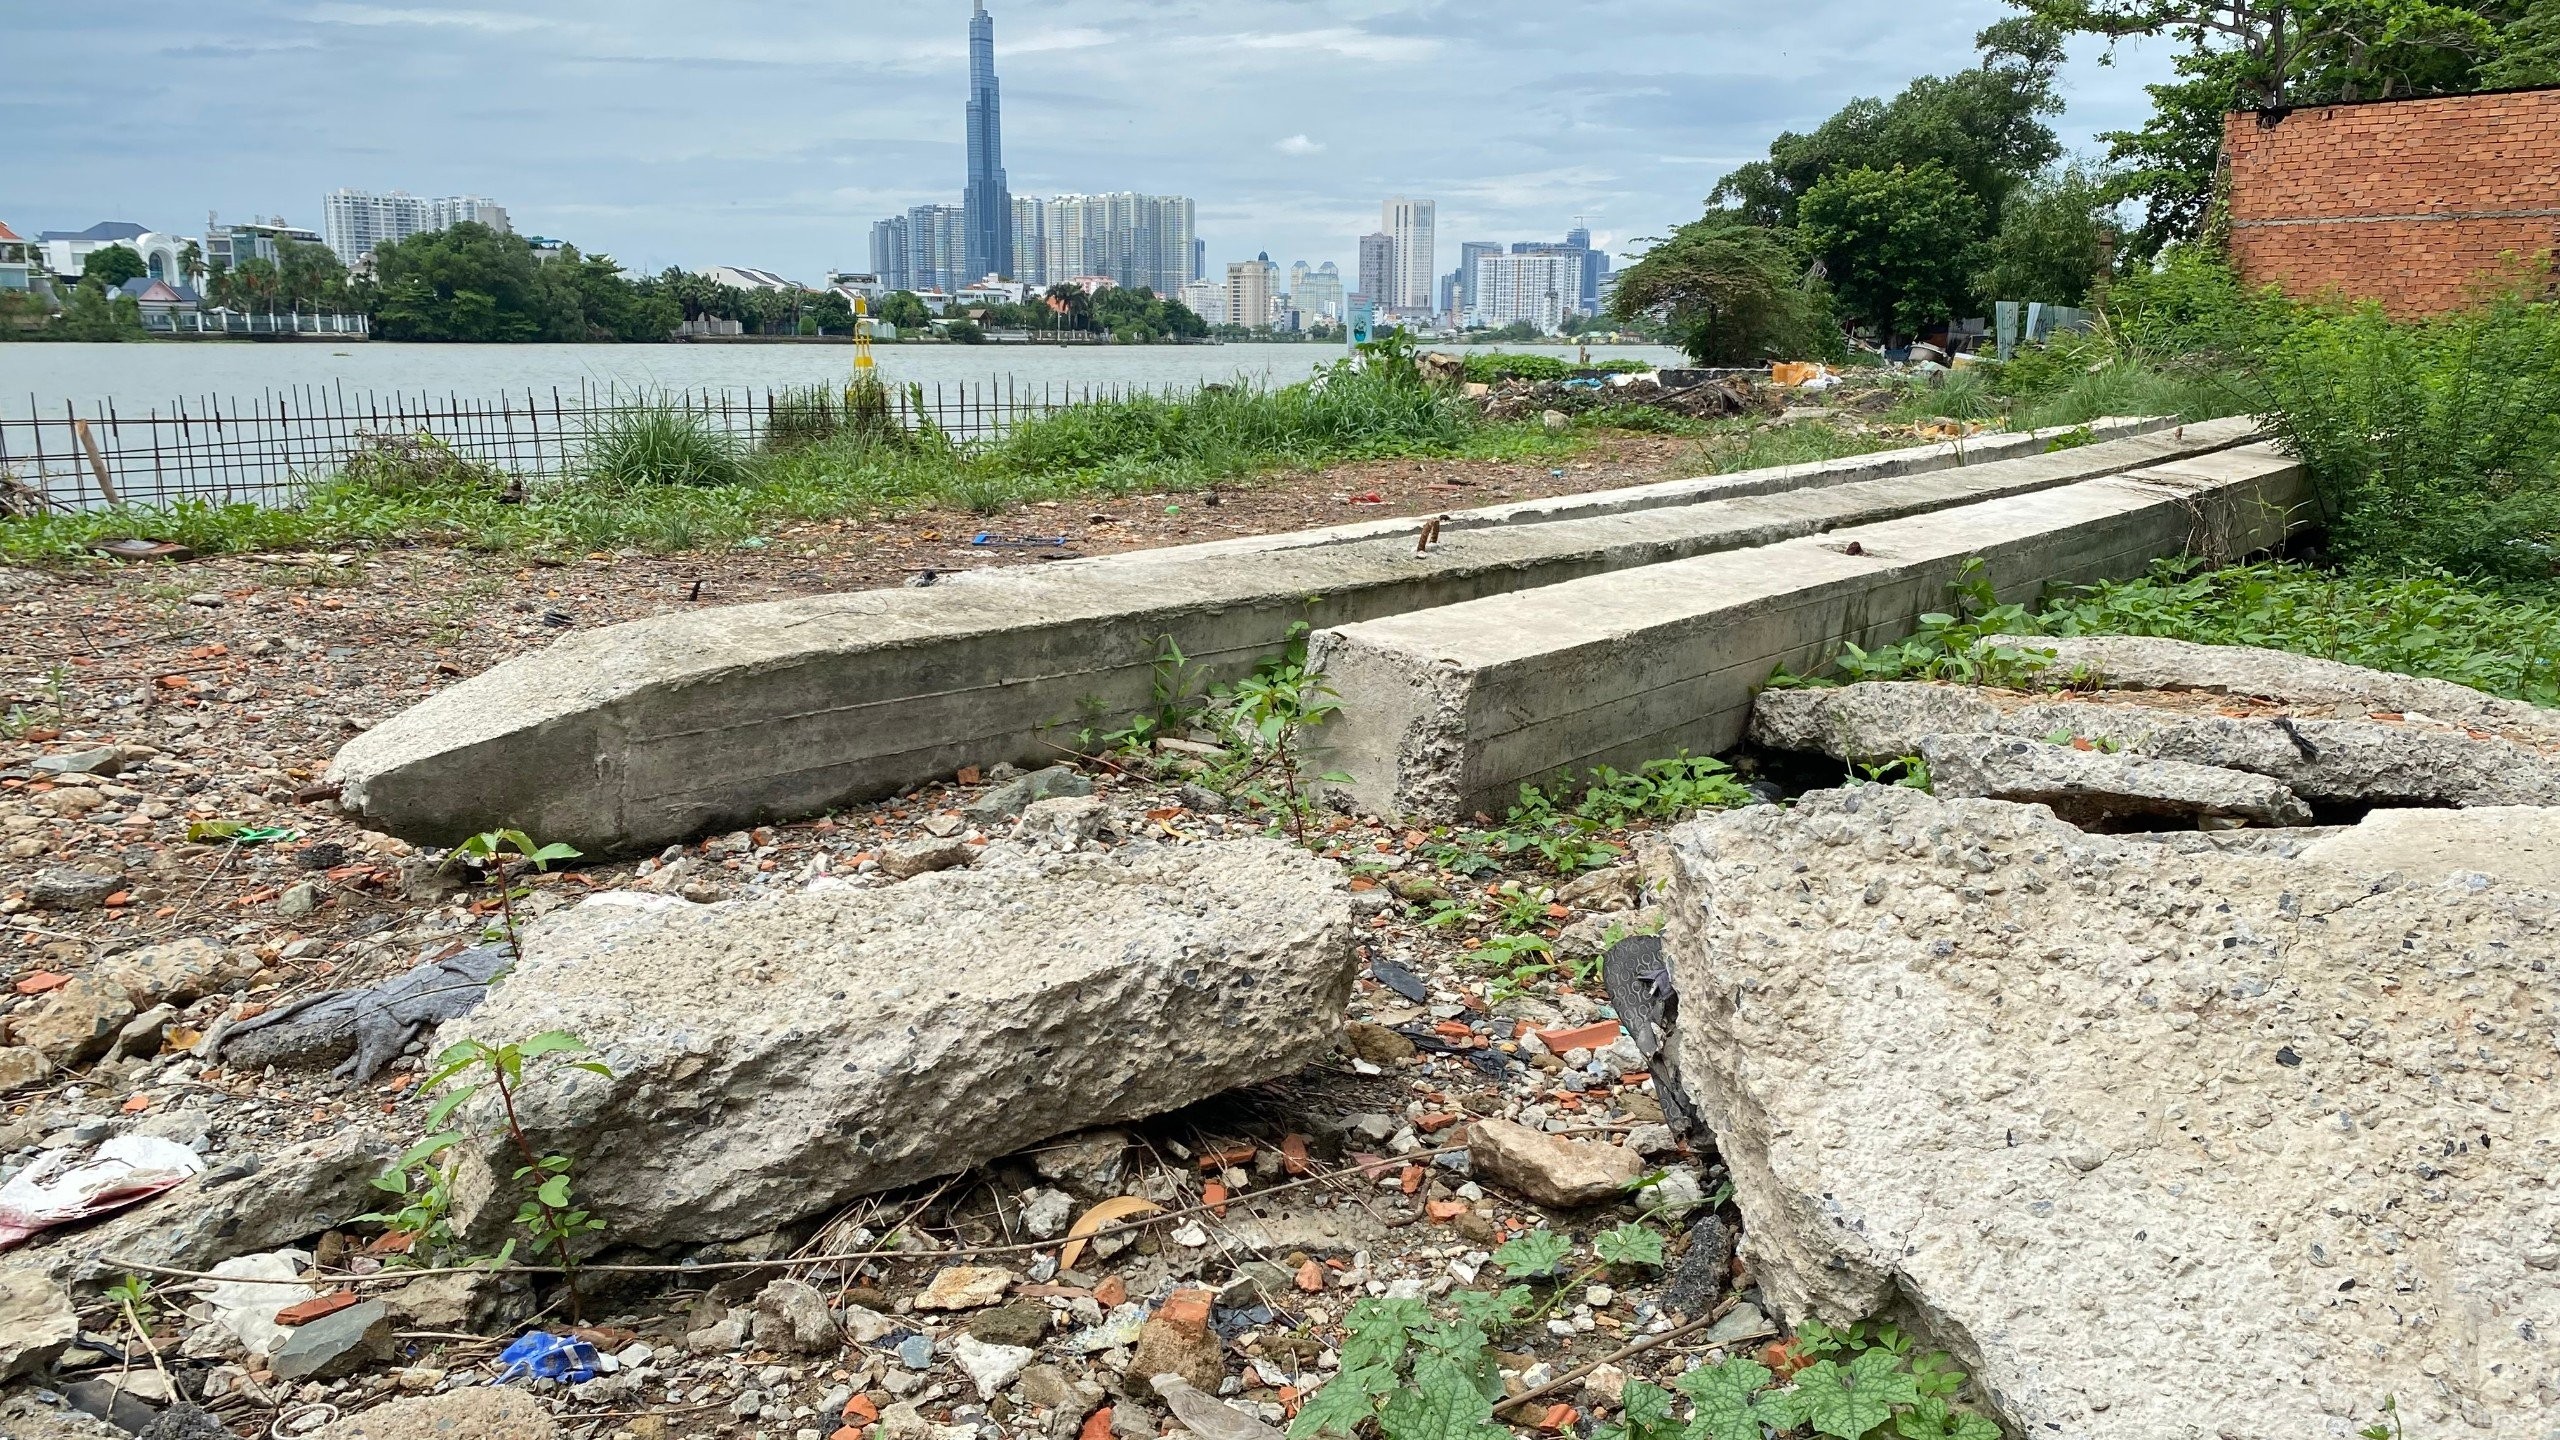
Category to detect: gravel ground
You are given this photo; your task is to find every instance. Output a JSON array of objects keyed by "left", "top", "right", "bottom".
[{"left": 0, "top": 441, "right": 1809, "bottom": 1440}]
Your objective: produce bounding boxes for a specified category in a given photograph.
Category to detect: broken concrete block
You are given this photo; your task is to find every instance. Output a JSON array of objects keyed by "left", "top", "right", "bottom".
[
  {"left": 311, "top": 1388, "right": 558, "bottom": 1440},
  {"left": 1918, "top": 733, "right": 2314, "bottom": 827},
  {"left": 1755, "top": 681, "right": 2560, "bottom": 810},
  {"left": 269, "top": 1298, "right": 391, "bottom": 1381},
  {"left": 1661, "top": 787, "right": 2560, "bottom": 1438},
  {"left": 440, "top": 841, "right": 1354, "bottom": 1247}
]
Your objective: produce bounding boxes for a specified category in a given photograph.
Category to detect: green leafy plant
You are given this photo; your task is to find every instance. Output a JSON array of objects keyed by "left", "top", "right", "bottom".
[
  {"left": 102, "top": 1274, "right": 157, "bottom": 1327},
  {"left": 1289, "top": 1291, "right": 1531, "bottom": 1440},
  {"left": 2359, "top": 1395, "right": 2403, "bottom": 1440},
  {"left": 1492, "top": 1228, "right": 1575, "bottom": 1281},
  {"left": 403, "top": 1032, "right": 613, "bottom": 1316},
  {"left": 1604, "top": 1323, "right": 1998, "bottom": 1440},
  {"left": 1593, "top": 1221, "right": 1667, "bottom": 1269},
  {"left": 1855, "top": 756, "right": 1932, "bottom": 792},
  {"left": 1212, "top": 623, "right": 1348, "bottom": 845},
  {"left": 445, "top": 828, "right": 582, "bottom": 953}
]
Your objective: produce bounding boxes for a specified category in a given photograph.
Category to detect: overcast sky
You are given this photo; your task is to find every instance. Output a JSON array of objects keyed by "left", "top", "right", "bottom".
[{"left": 8, "top": 1, "right": 2179, "bottom": 282}]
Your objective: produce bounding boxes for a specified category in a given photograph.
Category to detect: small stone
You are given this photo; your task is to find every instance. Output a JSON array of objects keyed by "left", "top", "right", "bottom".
[
  {"left": 1070, "top": 1303, "right": 1149, "bottom": 1353},
  {"left": 1035, "top": 1130, "right": 1131, "bottom": 1196},
  {"left": 0, "top": 1269, "right": 79, "bottom": 1381},
  {"left": 137, "top": 1403, "right": 230, "bottom": 1440},
  {"left": 275, "top": 881, "right": 322, "bottom": 918},
  {"left": 897, "top": 1333, "right": 937, "bottom": 1371},
  {"left": 916, "top": 1266, "right": 1013, "bottom": 1311},
  {"left": 964, "top": 766, "right": 1093, "bottom": 824},
  {"left": 307, "top": 1389, "right": 558, "bottom": 1440},
  {"left": 841, "top": 1305, "right": 898, "bottom": 1343},
  {"left": 13, "top": 976, "right": 137, "bottom": 1064},
  {"left": 32, "top": 747, "right": 122, "bottom": 778},
  {"left": 97, "top": 938, "right": 229, "bottom": 1008},
  {"left": 968, "top": 1302, "right": 1054, "bottom": 1349},
  {"left": 1342, "top": 1023, "right": 1415, "bottom": 1066},
  {"left": 0, "top": 1047, "right": 50, "bottom": 1090},
  {"left": 751, "top": 1279, "right": 840, "bottom": 1355},
  {"left": 1581, "top": 1364, "right": 1628, "bottom": 1406},
  {"left": 1705, "top": 1302, "right": 1767, "bottom": 1345},
  {"left": 269, "top": 1299, "right": 392, "bottom": 1381},
  {"left": 1466, "top": 1119, "right": 1644, "bottom": 1209},
  {"left": 880, "top": 839, "right": 976, "bottom": 880},
  {"left": 952, "top": 1334, "right": 1037, "bottom": 1400},
  {"left": 1021, "top": 1187, "right": 1076, "bottom": 1239},
  {"left": 1640, "top": 1166, "right": 1709, "bottom": 1220},
  {"left": 1125, "top": 1290, "right": 1223, "bottom": 1394},
  {"left": 29, "top": 868, "right": 120, "bottom": 912}
]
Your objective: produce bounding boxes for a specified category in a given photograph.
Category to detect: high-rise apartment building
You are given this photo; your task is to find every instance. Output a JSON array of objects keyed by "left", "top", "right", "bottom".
[
  {"left": 1178, "top": 278, "right": 1227, "bottom": 327},
  {"left": 1225, "top": 253, "right": 1278, "bottom": 332},
  {"left": 1510, "top": 226, "right": 1609, "bottom": 316},
  {"left": 1356, "top": 232, "right": 1394, "bottom": 308},
  {"left": 963, "top": 2, "right": 1012, "bottom": 283},
  {"left": 1381, "top": 198, "right": 1436, "bottom": 313},
  {"left": 1010, "top": 197, "right": 1049, "bottom": 288},
  {"left": 1038, "top": 194, "right": 1195, "bottom": 296},
  {"left": 1292, "top": 262, "right": 1345, "bottom": 324},
  {"left": 321, "top": 190, "right": 509, "bottom": 265},
  {"left": 906, "top": 204, "right": 968, "bottom": 296},
  {"left": 1458, "top": 241, "right": 1502, "bottom": 313},
  {"left": 1476, "top": 253, "right": 1580, "bottom": 333},
  {"left": 871, "top": 215, "right": 911, "bottom": 292}
]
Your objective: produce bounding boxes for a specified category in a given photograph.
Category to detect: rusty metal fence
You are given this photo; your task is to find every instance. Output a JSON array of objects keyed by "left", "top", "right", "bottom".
[{"left": 0, "top": 376, "right": 1193, "bottom": 512}]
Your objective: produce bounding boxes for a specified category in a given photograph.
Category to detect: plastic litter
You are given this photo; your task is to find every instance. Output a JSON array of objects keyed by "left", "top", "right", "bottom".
[
  {"left": 496, "top": 1330, "right": 601, "bottom": 1384},
  {"left": 969, "top": 533, "right": 1070, "bottom": 548},
  {"left": 0, "top": 1135, "right": 207, "bottom": 1250}
]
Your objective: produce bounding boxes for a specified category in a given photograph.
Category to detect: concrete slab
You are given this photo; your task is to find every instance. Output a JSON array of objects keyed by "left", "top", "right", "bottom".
[
  {"left": 330, "top": 419, "right": 2256, "bottom": 853},
  {"left": 1309, "top": 444, "right": 2311, "bottom": 821}
]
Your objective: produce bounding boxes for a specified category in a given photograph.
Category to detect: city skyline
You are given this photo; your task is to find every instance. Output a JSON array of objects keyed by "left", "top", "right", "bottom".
[{"left": 8, "top": 2, "right": 2180, "bottom": 282}]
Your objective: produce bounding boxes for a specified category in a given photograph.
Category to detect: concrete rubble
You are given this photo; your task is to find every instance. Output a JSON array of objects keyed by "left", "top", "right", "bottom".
[
  {"left": 1660, "top": 786, "right": 2560, "bottom": 1437},
  {"left": 437, "top": 836, "right": 1358, "bottom": 1247}
]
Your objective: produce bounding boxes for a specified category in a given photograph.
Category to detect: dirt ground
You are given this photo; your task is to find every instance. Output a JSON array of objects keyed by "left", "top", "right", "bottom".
[{"left": 0, "top": 437, "right": 1794, "bottom": 1440}]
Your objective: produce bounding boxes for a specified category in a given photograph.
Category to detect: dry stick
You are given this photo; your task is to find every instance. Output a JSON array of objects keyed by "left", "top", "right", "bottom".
[
  {"left": 102, "top": 1135, "right": 1532, "bottom": 1288},
  {"left": 1502, "top": 1297, "right": 1739, "bottom": 1415},
  {"left": 118, "top": 1292, "right": 175, "bottom": 1398}
]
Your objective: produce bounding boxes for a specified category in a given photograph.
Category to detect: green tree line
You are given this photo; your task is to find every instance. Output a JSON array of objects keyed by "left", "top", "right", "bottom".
[{"left": 1613, "top": 0, "right": 2560, "bottom": 363}]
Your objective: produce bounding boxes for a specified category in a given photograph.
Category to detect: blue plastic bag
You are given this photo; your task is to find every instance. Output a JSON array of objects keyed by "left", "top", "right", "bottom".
[{"left": 496, "top": 1330, "right": 601, "bottom": 1384}]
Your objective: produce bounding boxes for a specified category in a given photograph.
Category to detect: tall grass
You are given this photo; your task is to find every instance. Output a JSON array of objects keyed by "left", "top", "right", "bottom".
[{"left": 582, "top": 402, "right": 749, "bottom": 488}]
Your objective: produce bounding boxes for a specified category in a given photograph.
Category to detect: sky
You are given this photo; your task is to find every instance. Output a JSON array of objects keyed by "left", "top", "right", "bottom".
[{"left": 6, "top": 1, "right": 2180, "bottom": 283}]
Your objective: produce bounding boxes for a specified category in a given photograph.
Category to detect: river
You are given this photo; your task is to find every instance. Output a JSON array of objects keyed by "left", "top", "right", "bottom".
[{"left": 0, "top": 340, "right": 1692, "bottom": 421}]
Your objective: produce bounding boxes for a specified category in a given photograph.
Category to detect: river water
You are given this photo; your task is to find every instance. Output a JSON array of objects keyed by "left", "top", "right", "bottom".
[{"left": 0, "top": 341, "right": 1691, "bottom": 421}]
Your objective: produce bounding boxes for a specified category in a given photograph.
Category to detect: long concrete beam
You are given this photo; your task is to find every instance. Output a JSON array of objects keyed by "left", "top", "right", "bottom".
[
  {"left": 330, "top": 419, "right": 2255, "bottom": 853},
  {"left": 1308, "top": 444, "right": 2310, "bottom": 822}
]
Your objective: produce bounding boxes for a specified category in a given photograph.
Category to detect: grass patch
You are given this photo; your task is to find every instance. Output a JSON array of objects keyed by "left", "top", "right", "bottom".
[
  {"left": 1784, "top": 556, "right": 2560, "bottom": 708},
  {"left": 0, "top": 360, "right": 2024, "bottom": 564}
]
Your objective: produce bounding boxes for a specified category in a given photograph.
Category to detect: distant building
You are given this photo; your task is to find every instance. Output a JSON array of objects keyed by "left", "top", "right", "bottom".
[
  {"left": 1026, "top": 194, "right": 1195, "bottom": 297},
  {"left": 906, "top": 204, "right": 969, "bottom": 296},
  {"left": 958, "top": 277, "right": 1029, "bottom": 306},
  {"left": 1356, "top": 232, "right": 1394, "bottom": 309},
  {"left": 963, "top": 0, "right": 1013, "bottom": 285},
  {"left": 1292, "top": 261, "right": 1344, "bottom": 323},
  {"left": 1193, "top": 237, "right": 1207, "bottom": 284},
  {"left": 871, "top": 216, "right": 912, "bottom": 291},
  {"left": 1178, "top": 278, "right": 1227, "bottom": 326},
  {"left": 321, "top": 190, "right": 510, "bottom": 266},
  {"left": 36, "top": 222, "right": 189, "bottom": 285},
  {"left": 1225, "top": 253, "right": 1278, "bottom": 331},
  {"left": 116, "top": 277, "right": 201, "bottom": 318},
  {"left": 1010, "top": 197, "right": 1049, "bottom": 287},
  {"left": 205, "top": 216, "right": 326, "bottom": 276},
  {"left": 0, "top": 221, "right": 33, "bottom": 291},
  {"left": 1476, "top": 253, "right": 1579, "bottom": 333},
  {"left": 703, "top": 265, "right": 802, "bottom": 292},
  {"left": 1510, "top": 225, "right": 1608, "bottom": 316},
  {"left": 1381, "top": 197, "right": 1437, "bottom": 313},
  {"left": 1459, "top": 240, "right": 1502, "bottom": 313},
  {"left": 827, "top": 270, "right": 887, "bottom": 301}
]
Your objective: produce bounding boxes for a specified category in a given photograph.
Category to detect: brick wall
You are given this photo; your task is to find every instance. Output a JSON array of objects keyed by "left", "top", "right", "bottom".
[{"left": 2224, "top": 87, "right": 2560, "bottom": 316}]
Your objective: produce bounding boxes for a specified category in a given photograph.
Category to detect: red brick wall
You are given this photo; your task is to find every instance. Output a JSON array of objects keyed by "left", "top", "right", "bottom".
[{"left": 2223, "top": 88, "right": 2560, "bottom": 316}]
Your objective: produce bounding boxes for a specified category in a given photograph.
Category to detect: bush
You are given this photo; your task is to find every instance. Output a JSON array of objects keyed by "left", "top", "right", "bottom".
[
  {"left": 763, "top": 386, "right": 842, "bottom": 452},
  {"left": 582, "top": 403, "right": 750, "bottom": 487},
  {"left": 2256, "top": 298, "right": 2560, "bottom": 580},
  {"left": 338, "top": 431, "right": 514, "bottom": 497},
  {"left": 1462, "top": 353, "right": 1575, "bottom": 384},
  {"left": 1610, "top": 220, "right": 1838, "bottom": 364}
]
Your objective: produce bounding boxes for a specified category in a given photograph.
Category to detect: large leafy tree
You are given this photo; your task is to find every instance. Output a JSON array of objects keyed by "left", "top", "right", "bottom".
[
  {"left": 1798, "top": 162, "right": 1989, "bottom": 340},
  {"left": 1712, "top": 19, "right": 2067, "bottom": 228},
  {"left": 81, "top": 245, "right": 148, "bottom": 288},
  {"left": 1976, "top": 164, "right": 2117, "bottom": 305},
  {"left": 1610, "top": 220, "right": 1835, "bottom": 363},
  {"left": 2010, "top": 1, "right": 2507, "bottom": 106},
  {"left": 2482, "top": 0, "right": 2560, "bottom": 82}
]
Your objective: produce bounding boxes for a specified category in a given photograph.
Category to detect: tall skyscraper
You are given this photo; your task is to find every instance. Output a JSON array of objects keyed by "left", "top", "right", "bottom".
[
  {"left": 963, "top": 1, "right": 1012, "bottom": 282},
  {"left": 1226, "top": 253, "right": 1278, "bottom": 332},
  {"left": 1477, "top": 253, "right": 1579, "bottom": 333},
  {"left": 1382, "top": 197, "right": 1437, "bottom": 312},
  {"left": 907, "top": 204, "right": 968, "bottom": 295}
]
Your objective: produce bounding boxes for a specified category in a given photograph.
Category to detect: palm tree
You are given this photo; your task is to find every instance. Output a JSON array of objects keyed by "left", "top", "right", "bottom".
[{"left": 177, "top": 240, "right": 205, "bottom": 291}]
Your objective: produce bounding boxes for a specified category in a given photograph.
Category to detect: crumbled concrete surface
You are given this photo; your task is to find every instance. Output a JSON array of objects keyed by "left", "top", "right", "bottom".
[{"left": 1662, "top": 787, "right": 2560, "bottom": 1438}]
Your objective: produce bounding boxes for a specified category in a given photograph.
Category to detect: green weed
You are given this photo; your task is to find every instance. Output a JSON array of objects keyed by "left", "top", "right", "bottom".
[{"left": 582, "top": 401, "right": 749, "bottom": 488}]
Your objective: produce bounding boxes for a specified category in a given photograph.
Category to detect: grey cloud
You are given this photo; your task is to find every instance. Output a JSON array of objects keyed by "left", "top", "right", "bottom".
[{"left": 10, "top": 0, "right": 2174, "bottom": 280}]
